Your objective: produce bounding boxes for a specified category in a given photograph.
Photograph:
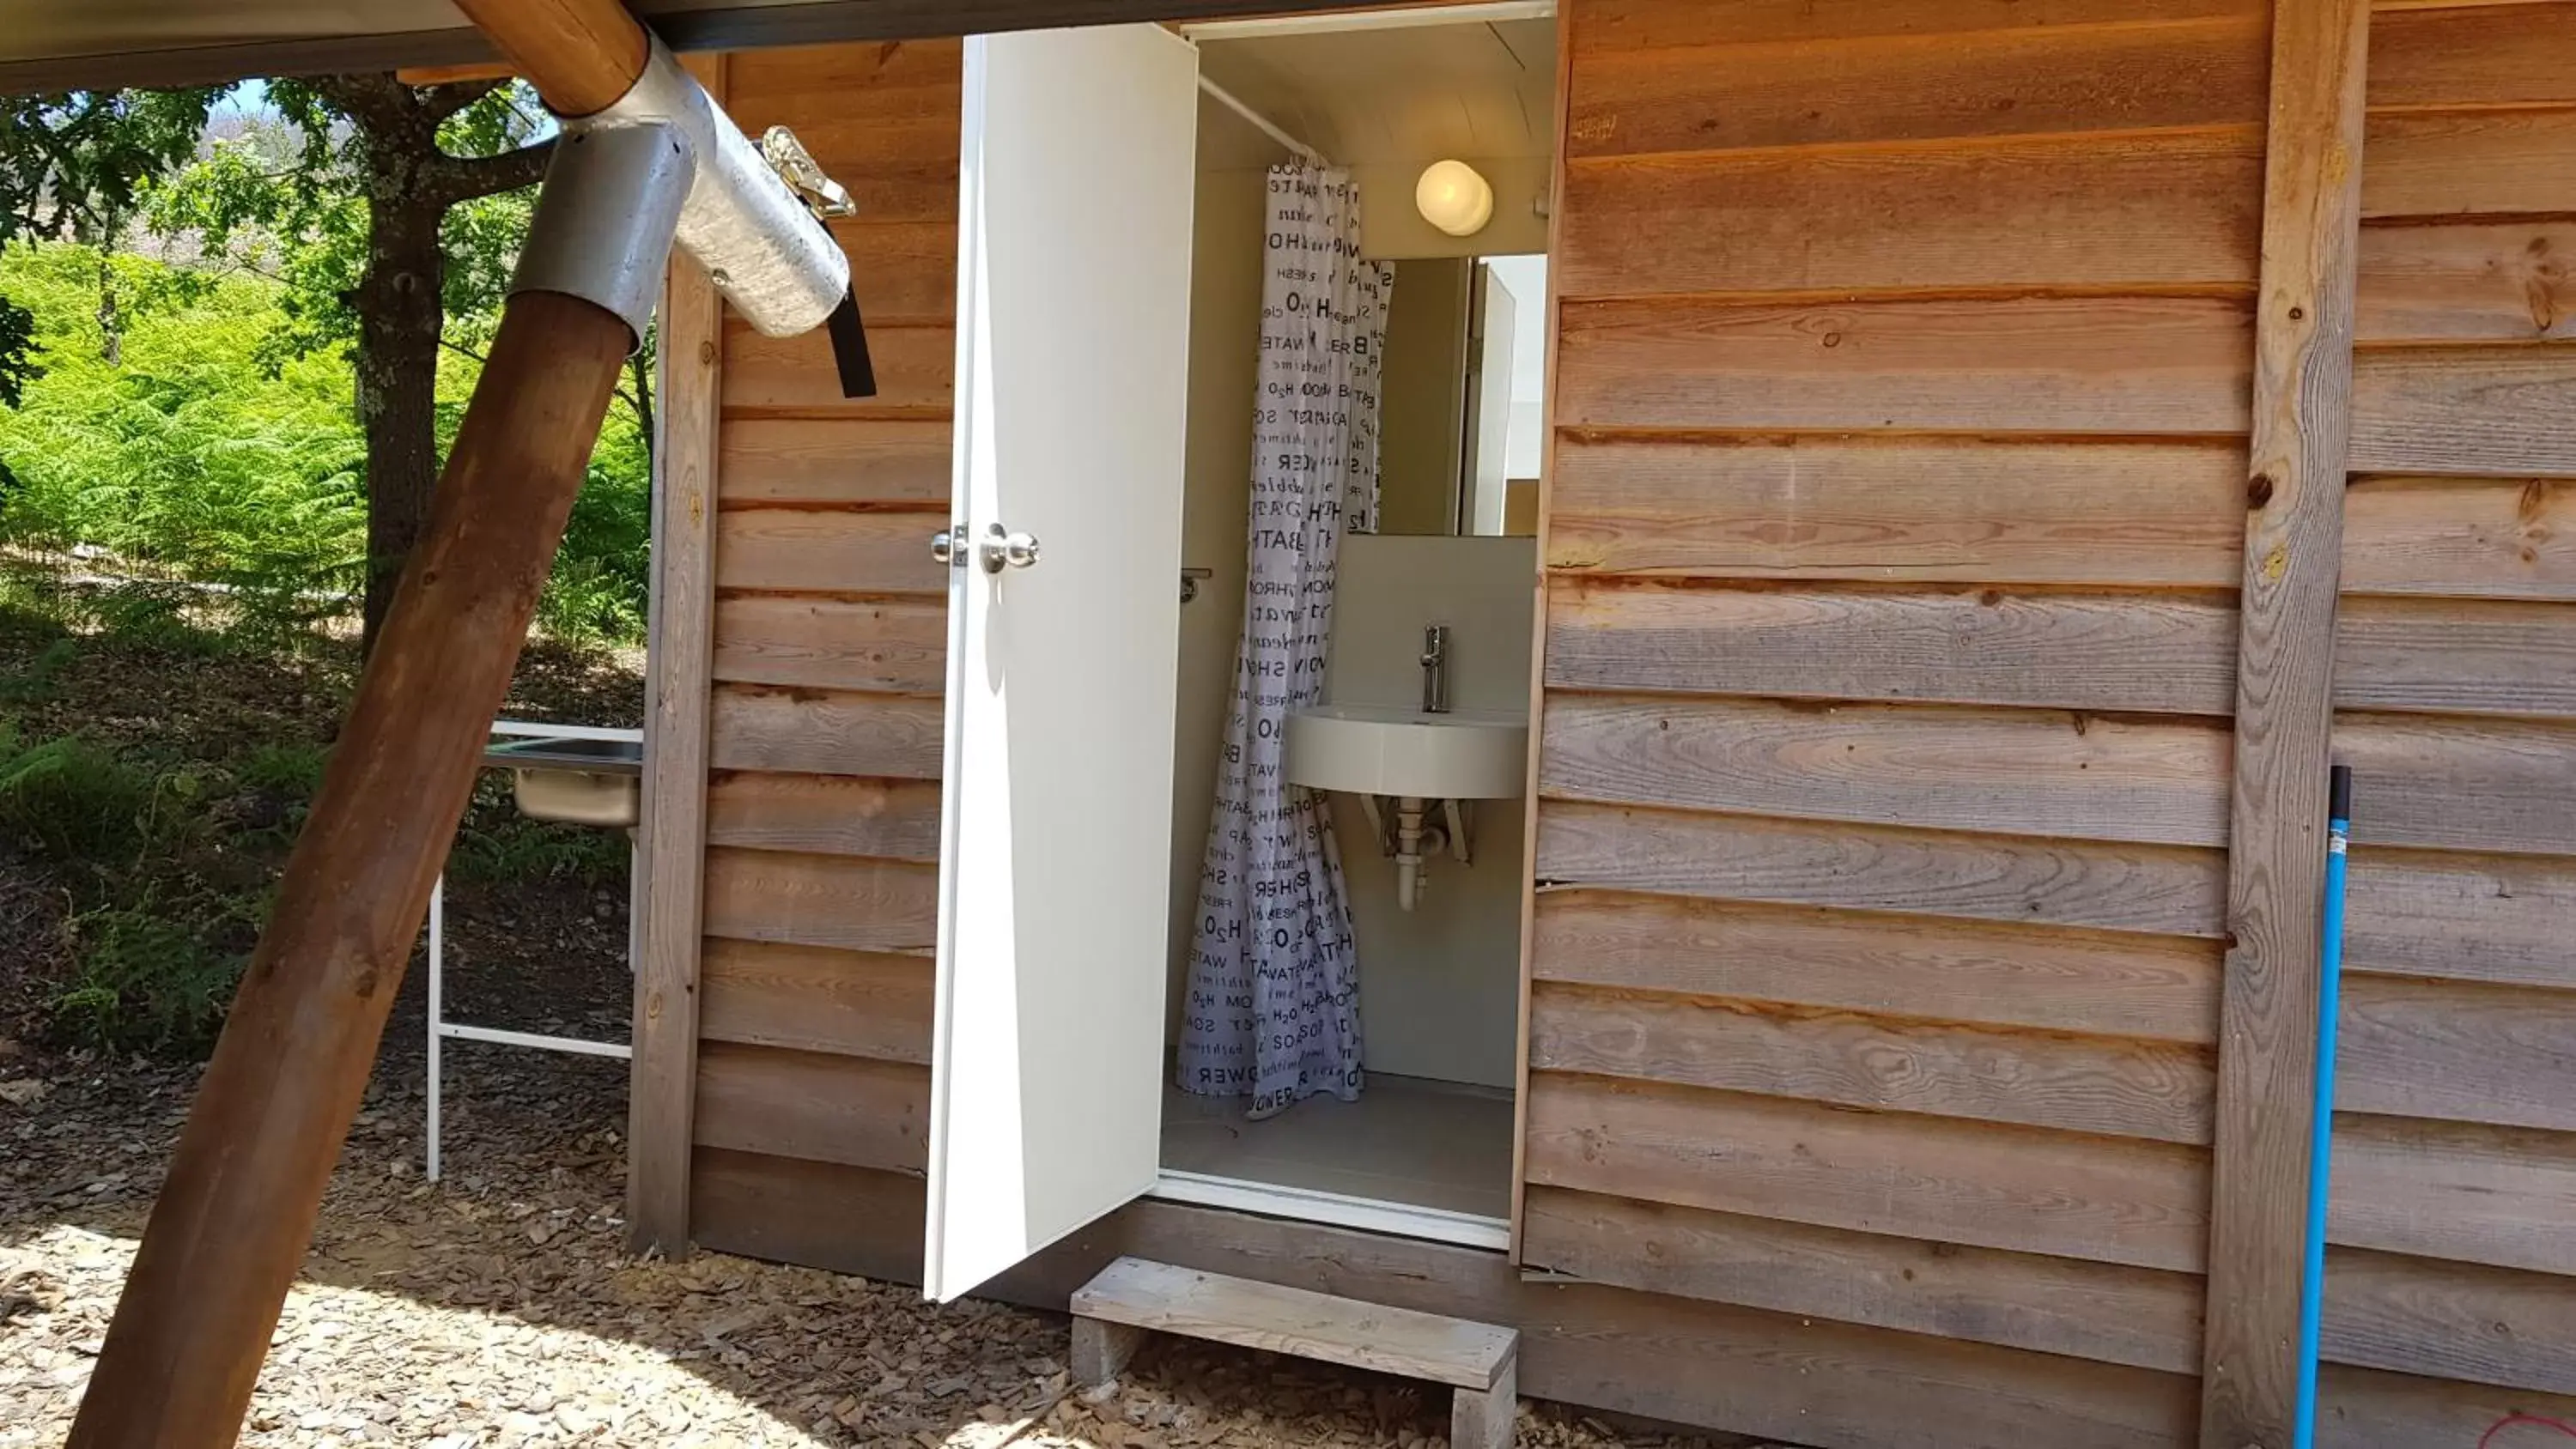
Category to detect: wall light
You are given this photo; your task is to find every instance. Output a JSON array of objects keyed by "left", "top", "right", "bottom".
[{"left": 1414, "top": 160, "right": 1494, "bottom": 238}]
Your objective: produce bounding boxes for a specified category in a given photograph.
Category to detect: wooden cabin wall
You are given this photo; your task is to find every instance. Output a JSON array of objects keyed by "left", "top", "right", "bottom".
[
  {"left": 1526, "top": 0, "right": 2576, "bottom": 1446},
  {"left": 683, "top": 38, "right": 960, "bottom": 1258},
  {"left": 647, "top": 12, "right": 2576, "bottom": 1449},
  {"left": 2309, "top": 7, "right": 2576, "bottom": 1439}
]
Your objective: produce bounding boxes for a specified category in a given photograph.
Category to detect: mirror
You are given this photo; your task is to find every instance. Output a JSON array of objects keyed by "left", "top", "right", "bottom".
[{"left": 1369, "top": 254, "right": 1547, "bottom": 537}]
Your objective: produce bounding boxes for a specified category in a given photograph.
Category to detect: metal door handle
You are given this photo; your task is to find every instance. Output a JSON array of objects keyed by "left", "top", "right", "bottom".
[
  {"left": 930, "top": 524, "right": 964, "bottom": 567},
  {"left": 980, "top": 523, "right": 1041, "bottom": 573}
]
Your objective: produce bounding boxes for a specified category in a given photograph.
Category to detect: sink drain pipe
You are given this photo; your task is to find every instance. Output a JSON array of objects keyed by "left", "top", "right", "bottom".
[
  {"left": 68, "top": 4, "right": 869, "bottom": 1443},
  {"left": 2293, "top": 762, "right": 2355, "bottom": 1449}
]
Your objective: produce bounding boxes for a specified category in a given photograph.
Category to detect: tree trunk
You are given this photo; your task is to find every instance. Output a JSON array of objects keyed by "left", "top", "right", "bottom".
[
  {"left": 628, "top": 348, "right": 654, "bottom": 468},
  {"left": 354, "top": 193, "right": 447, "bottom": 655}
]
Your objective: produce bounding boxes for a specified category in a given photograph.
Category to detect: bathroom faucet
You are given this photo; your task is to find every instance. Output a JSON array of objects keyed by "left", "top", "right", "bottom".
[{"left": 1420, "top": 625, "right": 1449, "bottom": 714}]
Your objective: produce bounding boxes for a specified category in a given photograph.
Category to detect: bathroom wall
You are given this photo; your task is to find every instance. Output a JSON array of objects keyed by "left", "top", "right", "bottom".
[
  {"left": 1324, "top": 533, "right": 1537, "bottom": 1088},
  {"left": 1164, "top": 99, "right": 1287, "bottom": 1034},
  {"left": 1355, "top": 155, "right": 1552, "bottom": 260}
]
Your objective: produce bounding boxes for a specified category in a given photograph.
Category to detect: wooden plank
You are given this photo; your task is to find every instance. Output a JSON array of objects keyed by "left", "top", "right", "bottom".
[
  {"left": 627, "top": 56, "right": 726, "bottom": 1260},
  {"left": 1539, "top": 694, "right": 2234, "bottom": 847},
  {"left": 2337, "top": 974, "right": 2576, "bottom": 1132},
  {"left": 1532, "top": 889, "right": 2224, "bottom": 1044},
  {"left": 714, "top": 507, "right": 950, "bottom": 597},
  {"left": 705, "top": 771, "right": 941, "bottom": 861},
  {"left": 732, "top": 116, "right": 963, "bottom": 221},
  {"left": 1546, "top": 435, "right": 2248, "bottom": 587},
  {"left": 2343, "top": 846, "right": 2576, "bottom": 989},
  {"left": 1556, "top": 294, "right": 2254, "bottom": 435},
  {"left": 1529, "top": 982, "right": 2217, "bottom": 1143},
  {"left": 2369, "top": 1, "right": 2576, "bottom": 111},
  {"left": 2343, "top": 476, "right": 2576, "bottom": 600},
  {"left": 708, "top": 684, "right": 943, "bottom": 779},
  {"left": 815, "top": 218, "right": 958, "bottom": 326},
  {"left": 1070, "top": 1258, "right": 1516, "bottom": 1391},
  {"left": 716, "top": 418, "right": 952, "bottom": 506},
  {"left": 2330, "top": 1113, "right": 2576, "bottom": 1276},
  {"left": 1571, "top": 126, "right": 2266, "bottom": 295},
  {"left": 692, "top": 1148, "right": 927, "bottom": 1286},
  {"left": 2198, "top": 0, "right": 2373, "bottom": 1440},
  {"left": 2351, "top": 347, "right": 2576, "bottom": 479},
  {"left": 1523, "top": 1072, "right": 2212, "bottom": 1271},
  {"left": 1558, "top": 130, "right": 2263, "bottom": 299},
  {"left": 2363, "top": 108, "right": 2576, "bottom": 220},
  {"left": 2355, "top": 222, "right": 2576, "bottom": 344},
  {"left": 2318, "top": 1361, "right": 2576, "bottom": 1449},
  {"left": 1566, "top": 0, "right": 2263, "bottom": 54},
  {"left": 1535, "top": 799, "right": 2229, "bottom": 937},
  {"left": 694, "top": 1040, "right": 928, "bottom": 1173},
  {"left": 720, "top": 319, "right": 953, "bottom": 419},
  {"left": 713, "top": 594, "right": 947, "bottom": 694},
  {"left": 2336, "top": 596, "right": 2576, "bottom": 718},
  {"left": 1565, "top": 19, "right": 2266, "bottom": 157},
  {"left": 1544, "top": 579, "right": 2240, "bottom": 715},
  {"left": 699, "top": 937, "right": 933, "bottom": 1064},
  {"left": 701, "top": 845, "right": 937, "bottom": 954},
  {"left": 687, "top": 1150, "right": 2202, "bottom": 1449},
  {"left": 725, "top": 35, "right": 962, "bottom": 111},
  {"left": 2324, "top": 1246, "right": 2576, "bottom": 1395},
  {"left": 2334, "top": 712, "right": 2576, "bottom": 855},
  {"left": 1522, "top": 1282, "right": 2200, "bottom": 1449},
  {"left": 1521, "top": 1185, "right": 2205, "bottom": 1373}
]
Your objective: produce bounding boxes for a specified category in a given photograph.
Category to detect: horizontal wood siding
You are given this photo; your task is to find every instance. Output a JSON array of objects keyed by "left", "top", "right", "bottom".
[
  {"left": 660, "top": 13, "right": 2576, "bottom": 1446},
  {"left": 1532, "top": 5, "right": 2263, "bottom": 1425},
  {"left": 1529, "top": 0, "right": 2576, "bottom": 1440},
  {"left": 686, "top": 37, "right": 962, "bottom": 1256},
  {"left": 2312, "top": 0, "right": 2576, "bottom": 1416}
]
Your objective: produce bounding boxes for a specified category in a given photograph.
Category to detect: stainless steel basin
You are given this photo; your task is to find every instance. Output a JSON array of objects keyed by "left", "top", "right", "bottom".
[{"left": 483, "top": 735, "right": 644, "bottom": 828}]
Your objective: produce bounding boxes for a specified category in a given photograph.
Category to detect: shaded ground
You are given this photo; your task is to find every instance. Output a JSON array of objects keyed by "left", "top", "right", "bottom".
[
  {"left": 0, "top": 1027, "right": 1730, "bottom": 1447},
  {"left": 0, "top": 587, "right": 1741, "bottom": 1447}
]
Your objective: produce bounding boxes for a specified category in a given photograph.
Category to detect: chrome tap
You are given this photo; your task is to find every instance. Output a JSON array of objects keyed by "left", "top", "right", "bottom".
[{"left": 1420, "top": 624, "right": 1450, "bottom": 714}]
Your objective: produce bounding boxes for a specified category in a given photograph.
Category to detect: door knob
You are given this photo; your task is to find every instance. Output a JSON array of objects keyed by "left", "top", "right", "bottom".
[
  {"left": 979, "top": 523, "right": 1042, "bottom": 573},
  {"left": 930, "top": 524, "right": 965, "bottom": 567}
]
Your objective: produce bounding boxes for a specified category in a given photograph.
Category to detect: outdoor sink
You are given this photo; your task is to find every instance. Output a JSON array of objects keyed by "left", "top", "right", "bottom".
[
  {"left": 482, "top": 735, "right": 644, "bottom": 829},
  {"left": 1285, "top": 703, "right": 1527, "bottom": 802}
]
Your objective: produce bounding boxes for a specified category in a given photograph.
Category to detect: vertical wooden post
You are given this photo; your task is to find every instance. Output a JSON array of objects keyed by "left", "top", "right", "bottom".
[
  {"left": 67, "top": 291, "right": 635, "bottom": 1448},
  {"left": 2200, "top": 0, "right": 2372, "bottom": 1443},
  {"left": 626, "top": 51, "right": 727, "bottom": 1258}
]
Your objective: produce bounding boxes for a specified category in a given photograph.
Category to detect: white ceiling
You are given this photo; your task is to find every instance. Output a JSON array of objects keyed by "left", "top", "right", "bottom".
[{"left": 1194, "top": 15, "right": 1555, "bottom": 171}]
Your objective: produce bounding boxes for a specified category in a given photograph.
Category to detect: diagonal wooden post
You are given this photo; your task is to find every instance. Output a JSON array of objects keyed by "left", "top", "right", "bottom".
[
  {"left": 66, "top": 289, "right": 637, "bottom": 1448},
  {"left": 2198, "top": 0, "right": 2372, "bottom": 1442}
]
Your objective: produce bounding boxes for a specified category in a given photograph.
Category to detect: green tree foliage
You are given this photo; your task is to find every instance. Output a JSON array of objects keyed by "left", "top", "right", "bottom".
[
  {"left": 0, "top": 88, "right": 219, "bottom": 388},
  {"left": 0, "top": 238, "right": 649, "bottom": 645}
]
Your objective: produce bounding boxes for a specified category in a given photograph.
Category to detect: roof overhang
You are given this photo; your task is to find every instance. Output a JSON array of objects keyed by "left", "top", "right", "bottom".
[{"left": 0, "top": 0, "right": 1363, "bottom": 94}]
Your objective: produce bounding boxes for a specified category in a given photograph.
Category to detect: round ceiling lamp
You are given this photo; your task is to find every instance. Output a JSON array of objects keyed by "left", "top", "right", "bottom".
[{"left": 1414, "top": 160, "right": 1494, "bottom": 238}]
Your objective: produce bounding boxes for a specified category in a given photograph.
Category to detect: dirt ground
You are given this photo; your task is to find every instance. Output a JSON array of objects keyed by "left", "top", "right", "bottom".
[
  {"left": 0, "top": 1000, "right": 1737, "bottom": 1448},
  {"left": 0, "top": 615, "right": 1738, "bottom": 1448}
]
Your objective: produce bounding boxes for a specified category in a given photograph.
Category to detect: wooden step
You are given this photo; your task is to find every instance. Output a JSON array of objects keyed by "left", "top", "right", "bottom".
[{"left": 1068, "top": 1257, "right": 1519, "bottom": 1449}]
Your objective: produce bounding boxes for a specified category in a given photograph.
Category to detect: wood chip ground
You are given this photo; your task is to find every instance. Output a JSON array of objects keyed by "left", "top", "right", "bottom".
[{"left": 1, "top": 1006, "right": 1754, "bottom": 1448}]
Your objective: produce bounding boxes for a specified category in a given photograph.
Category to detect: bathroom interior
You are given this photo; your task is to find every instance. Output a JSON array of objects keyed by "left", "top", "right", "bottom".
[{"left": 1154, "top": 4, "right": 1556, "bottom": 1243}]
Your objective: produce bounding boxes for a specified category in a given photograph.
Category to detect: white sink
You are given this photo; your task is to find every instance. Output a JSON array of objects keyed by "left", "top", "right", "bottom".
[{"left": 1285, "top": 703, "right": 1528, "bottom": 801}]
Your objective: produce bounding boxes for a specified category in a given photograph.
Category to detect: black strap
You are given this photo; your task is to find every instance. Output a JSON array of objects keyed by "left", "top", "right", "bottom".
[{"left": 826, "top": 288, "right": 878, "bottom": 399}]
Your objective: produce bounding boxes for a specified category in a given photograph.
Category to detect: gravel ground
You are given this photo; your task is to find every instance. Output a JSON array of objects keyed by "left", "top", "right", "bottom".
[{"left": 1, "top": 1010, "right": 1734, "bottom": 1449}]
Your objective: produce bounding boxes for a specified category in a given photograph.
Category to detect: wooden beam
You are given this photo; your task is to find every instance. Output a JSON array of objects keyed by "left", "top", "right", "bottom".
[
  {"left": 449, "top": 0, "right": 650, "bottom": 117},
  {"left": 2199, "top": 0, "right": 2374, "bottom": 1441},
  {"left": 64, "top": 290, "right": 634, "bottom": 1448},
  {"left": 626, "top": 51, "right": 729, "bottom": 1259}
]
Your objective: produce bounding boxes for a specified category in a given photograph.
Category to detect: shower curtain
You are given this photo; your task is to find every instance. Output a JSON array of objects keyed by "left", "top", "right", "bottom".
[{"left": 1176, "top": 164, "right": 1392, "bottom": 1119}]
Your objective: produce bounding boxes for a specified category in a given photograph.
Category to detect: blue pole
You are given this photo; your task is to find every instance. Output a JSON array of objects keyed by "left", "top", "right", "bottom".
[{"left": 2293, "top": 763, "right": 2355, "bottom": 1449}]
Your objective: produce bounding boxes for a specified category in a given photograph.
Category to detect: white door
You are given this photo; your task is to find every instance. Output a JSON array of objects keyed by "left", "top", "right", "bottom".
[{"left": 923, "top": 23, "right": 1200, "bottom": 1304}]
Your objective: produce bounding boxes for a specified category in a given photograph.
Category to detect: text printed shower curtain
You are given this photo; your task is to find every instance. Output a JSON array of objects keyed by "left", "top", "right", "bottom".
[{"left": 1176, "top": 166, "right": 1392, "bottom": 1119}]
